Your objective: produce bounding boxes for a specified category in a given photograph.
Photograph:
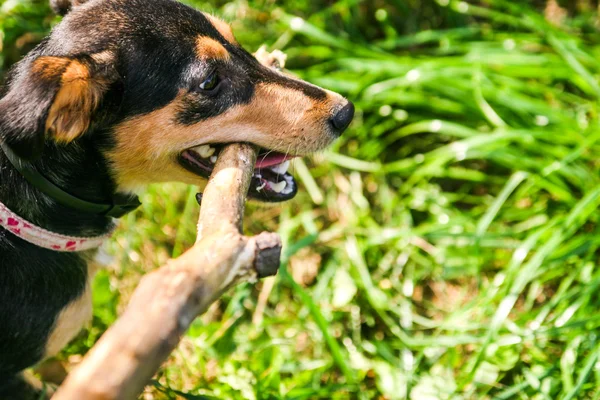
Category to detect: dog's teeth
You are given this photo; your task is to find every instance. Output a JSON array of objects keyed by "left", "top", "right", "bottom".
[
  {"left": 210, "top": 155, "right": 218, "bottom": 163},
  {"left": 192, "top": 145, "right": 215, "bottom": 159},
  {"left": 256, "top": 181, "right": 266, "bottom": 192},
  {"left": 270, "top": 160, "right": 290, "bottom": 175},
  {"left": 270, "top": 180, "right": 287, "bottom": 193}
]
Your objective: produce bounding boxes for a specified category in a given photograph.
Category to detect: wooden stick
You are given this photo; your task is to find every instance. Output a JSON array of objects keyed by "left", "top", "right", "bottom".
[{"left": 53, "top": 143, "right": 281, "bottom": 400}]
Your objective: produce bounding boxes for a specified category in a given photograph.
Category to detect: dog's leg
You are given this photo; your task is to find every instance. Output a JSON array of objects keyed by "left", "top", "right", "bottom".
[
  {"left": 0, "top": 249, "right": 97, "bottom": 400},
  {"left": 0, "top": 280, "right": 92, "bottom": 400},
  {"left": 43, "top": 275, "right": 94, "bottom": 359}
]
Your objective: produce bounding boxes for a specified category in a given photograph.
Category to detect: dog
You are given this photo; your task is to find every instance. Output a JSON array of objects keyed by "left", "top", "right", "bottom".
[{"left": 0, "top": 0, "right": 354, "bottom": 397}]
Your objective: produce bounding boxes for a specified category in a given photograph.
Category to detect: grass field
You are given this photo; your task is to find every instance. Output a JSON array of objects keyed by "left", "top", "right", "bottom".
[{"left": 4, "top": 0, "right": 600, "bottom": 398}]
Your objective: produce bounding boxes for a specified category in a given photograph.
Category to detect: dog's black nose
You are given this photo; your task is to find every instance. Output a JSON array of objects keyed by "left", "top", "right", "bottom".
[{"left": 330, "top": 101, "right": 355, "bottom": 135}]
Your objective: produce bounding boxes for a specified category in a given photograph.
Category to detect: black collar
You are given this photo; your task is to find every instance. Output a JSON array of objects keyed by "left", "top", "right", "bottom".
[{"left": 1, "top": 141, "right": 141, "bottom": 218}]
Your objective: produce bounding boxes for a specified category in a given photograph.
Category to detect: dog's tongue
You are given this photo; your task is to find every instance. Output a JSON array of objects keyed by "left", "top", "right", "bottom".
[{"left": 255, "top": 153, "right": 296, "bottom": 168}]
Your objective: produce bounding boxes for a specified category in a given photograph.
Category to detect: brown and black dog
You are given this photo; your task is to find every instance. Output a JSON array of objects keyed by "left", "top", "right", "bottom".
[{"left": 0, "top": 0, "right": 353, "bottom": 397}]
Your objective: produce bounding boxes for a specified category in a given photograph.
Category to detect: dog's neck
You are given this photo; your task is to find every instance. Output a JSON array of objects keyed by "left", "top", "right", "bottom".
[{"left": 0, "top": 135, "right": 118, "bottom": 237}]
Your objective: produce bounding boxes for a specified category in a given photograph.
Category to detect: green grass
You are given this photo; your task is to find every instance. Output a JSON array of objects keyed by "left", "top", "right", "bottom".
[{"left": 4, "top": 0, "right": 600, "bottom": 398}]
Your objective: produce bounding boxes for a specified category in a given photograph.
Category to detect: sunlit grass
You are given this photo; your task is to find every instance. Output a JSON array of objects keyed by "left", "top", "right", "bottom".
[{"left": 4, "top": 0, "right": 600, "bottom": 398}]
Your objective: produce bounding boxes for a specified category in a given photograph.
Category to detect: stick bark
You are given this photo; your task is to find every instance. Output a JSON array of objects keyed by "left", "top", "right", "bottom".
[{"left": 53, "top": 143, "right": 281, "bottom": 400}]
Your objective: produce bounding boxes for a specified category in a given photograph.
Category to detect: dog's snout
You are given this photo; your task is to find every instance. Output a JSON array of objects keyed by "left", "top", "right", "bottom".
[{"left": 330, "top": 101, "right": 355, "bottom": 136}]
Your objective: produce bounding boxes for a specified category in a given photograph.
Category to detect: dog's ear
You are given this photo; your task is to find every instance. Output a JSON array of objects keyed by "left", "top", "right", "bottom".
[
  {"left": 50, "top": 0, "right": 90, "bottom": 16},
  {"left": 0, "top": 52, "right": 118, "bottom": 160}
]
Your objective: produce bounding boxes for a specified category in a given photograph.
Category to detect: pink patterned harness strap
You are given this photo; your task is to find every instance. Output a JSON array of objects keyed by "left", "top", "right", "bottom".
[{"left": 0, "top": 200, "right": 112, "bottom": 252}]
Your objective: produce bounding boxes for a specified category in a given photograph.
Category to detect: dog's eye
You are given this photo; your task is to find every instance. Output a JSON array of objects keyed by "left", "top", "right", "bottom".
[{"left": 199, "top": 71, "right": 219, "bottom": 91}]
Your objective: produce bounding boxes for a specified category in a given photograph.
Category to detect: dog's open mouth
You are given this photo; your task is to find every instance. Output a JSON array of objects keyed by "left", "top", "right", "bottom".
[{"left": 179, "top": 144, "right": 298, "bottom": 202}]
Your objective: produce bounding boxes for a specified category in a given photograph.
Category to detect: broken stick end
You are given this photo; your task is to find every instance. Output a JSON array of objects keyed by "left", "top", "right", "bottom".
[{"left": 254, "top": 232, "right": 282, "bottom": 278}]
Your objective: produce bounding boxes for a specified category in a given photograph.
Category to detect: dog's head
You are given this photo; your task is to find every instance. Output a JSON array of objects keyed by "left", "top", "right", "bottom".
[{"left": 0, "top": 0, "right": 353, "bottom": 202}]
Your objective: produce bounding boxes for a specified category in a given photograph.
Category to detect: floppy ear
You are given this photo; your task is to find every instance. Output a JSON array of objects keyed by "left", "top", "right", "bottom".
[{"left": 0, "top": 52, "right": 118, "bottom": 160}]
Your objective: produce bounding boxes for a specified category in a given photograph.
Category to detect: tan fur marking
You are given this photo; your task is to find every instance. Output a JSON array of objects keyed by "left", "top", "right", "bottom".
[
  {"left": 32, "top": 54, "right": 116, "bottom": 144},
  {"left": 45, "top": 60, "right": 110, "bottom": 143},
  {"left": 108, "top": 81, "right": 343, "bottom": 190},
  {"left": 60, "top": 60, "right": 88, "bottom": 82},
  {"left": 204, "top": 13, "right": 237, "bottom": 44},
  {"left": 45, "top": 264, "right": 97, "bottom": 358},
  {"left": 195, "top": 36, "right": 230, "bottom": 61},
  {"left": 31, "top": 56, "right": 71, "bottom": 80}
]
